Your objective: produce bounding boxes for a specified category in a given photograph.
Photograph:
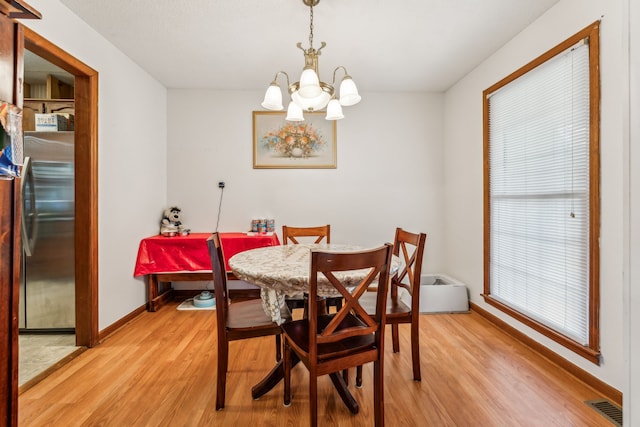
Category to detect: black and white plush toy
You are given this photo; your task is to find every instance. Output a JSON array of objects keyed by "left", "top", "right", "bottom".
[{"left": 160, "top": 206, "right": 190, "bottom": 236}]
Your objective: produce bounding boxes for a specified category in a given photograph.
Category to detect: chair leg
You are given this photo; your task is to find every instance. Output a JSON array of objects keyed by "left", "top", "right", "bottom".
[
  {"left": 216, "top": 339, "right": 229, "bottom": 410},
  {"left": 283, "top": 340, "right": 292, "bottom": 406},
  {"left": 309, "top": 371, "right": 318, "bottom": 427},
  {"left": 318, "top": 298, "right": 328, "bottom": 315},
  {"left": 285, "top": 299, "right": 296, "bottom": 313},
  {"left": 342, "top": 368, "right": 349, "bottom": 385},
  {"left": 373, "top": 359, "right": 385, "bottom": 427},
  {"left": 391, "top": 323, "right": 400, "bottom": 353},
  {"left": 305, "top": 296, "right": 328, "bottom": 317},
  {"left": 303, "top": 294, "right": 309, "bottom": 319},
  {"left": 275, "top": 334, "right": 282, "bottom": 362},
  {"left": 411, "top": 320, "right": 421, "bottom": 381},
  {"left": 356, "top": 365, "right": 363, "bottom": 388}
]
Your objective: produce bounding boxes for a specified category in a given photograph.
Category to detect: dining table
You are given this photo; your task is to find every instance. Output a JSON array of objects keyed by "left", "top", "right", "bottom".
[{"left": 228, "top": 243, "right": 401, "bottom": 413}]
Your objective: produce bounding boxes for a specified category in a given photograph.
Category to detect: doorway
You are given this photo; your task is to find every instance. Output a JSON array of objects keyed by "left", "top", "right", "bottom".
[
  {"left": 20, "top": 28, "right": 99, "bottom": 356},
  {"left": 19, "top": 50, "right": 79, "bottom": 387}
]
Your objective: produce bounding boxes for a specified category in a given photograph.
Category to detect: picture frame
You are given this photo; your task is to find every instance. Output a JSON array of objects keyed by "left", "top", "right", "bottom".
[{"left": 253, "top": 111, "right": 337, "bottom": 169}]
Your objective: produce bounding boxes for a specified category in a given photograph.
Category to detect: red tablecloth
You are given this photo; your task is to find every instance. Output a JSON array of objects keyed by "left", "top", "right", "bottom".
[{"left": 133, "top": 232, "right": 280, "bottom": 276}]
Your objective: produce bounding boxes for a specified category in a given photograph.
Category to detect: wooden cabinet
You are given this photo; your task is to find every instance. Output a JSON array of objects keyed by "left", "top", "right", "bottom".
[
  {"left": 0, "top": 1, "right": 40, "bottom": 424},
  {"left": 23, "top": 98, "right": 75, "bottom": 131},
  {"left": 23, "top": 74, "right": 75, "bottom": 131},
  {"left": 32, "top": 74, "right": 74, "bottom": 99},
  {"left": 0, "top": 0, "right": 40, "bottom": 19},
  {"left": 0, "top": 13, "right": 21, "bottom": 427}
]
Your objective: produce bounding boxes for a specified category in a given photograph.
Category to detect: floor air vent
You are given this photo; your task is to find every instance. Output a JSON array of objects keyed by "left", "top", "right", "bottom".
[{"left": 585, "top": 399, "right": 622, "bottom": 426}]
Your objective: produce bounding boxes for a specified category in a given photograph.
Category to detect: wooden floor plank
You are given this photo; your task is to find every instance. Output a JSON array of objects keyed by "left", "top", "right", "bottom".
[{"left": 19, "top": 303, "right": 613, "bottom": 426}]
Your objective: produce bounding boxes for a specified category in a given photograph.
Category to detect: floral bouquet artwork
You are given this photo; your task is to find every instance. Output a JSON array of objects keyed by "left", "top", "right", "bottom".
[
  {"left": 253, "top": 112, "right": 336, "bottom": 169},
  {"left": 261, "top": 123, "right": 324, "bottom": 159}
]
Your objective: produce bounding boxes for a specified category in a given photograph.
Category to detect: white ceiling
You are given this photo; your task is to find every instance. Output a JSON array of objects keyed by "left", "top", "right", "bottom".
[
  {"left": 56, "top": 0, "right": 560, "bottom": 92},
  {"left": 24, "top": 51, "right": 74, "bottom": 86}
]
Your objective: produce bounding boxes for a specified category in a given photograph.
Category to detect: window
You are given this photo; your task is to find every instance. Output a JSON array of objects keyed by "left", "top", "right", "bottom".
[{"left": 483, "top": 22, "right": 600, "bottom": 364}]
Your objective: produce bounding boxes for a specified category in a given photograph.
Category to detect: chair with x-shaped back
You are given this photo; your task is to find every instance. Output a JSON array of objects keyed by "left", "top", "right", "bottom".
[
  {"left": 282, "top": 225, "right": 342, "bottom": 314},
  {"left": 356, "top": 227, "right": 426, "bottom": 383},
  {"left": 282, "top": 243, "right": 394, "bottom": 427},
  {"left": 207, "top": 232, "right": 291, "bottom": 410}
]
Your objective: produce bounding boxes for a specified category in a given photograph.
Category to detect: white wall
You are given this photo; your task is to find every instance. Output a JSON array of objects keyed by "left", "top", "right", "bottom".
[
  {"left": 167, "top": 90, "right": 445, "bottom": 271},
  {"left": 21, "top": 0, "right": 168, "bottom": 329},
  {"left": 444, "top": 0, "right": 625, "bottom": 391},
  {"left": 625, "top": 0, "right": 639, "bottom": 422}
]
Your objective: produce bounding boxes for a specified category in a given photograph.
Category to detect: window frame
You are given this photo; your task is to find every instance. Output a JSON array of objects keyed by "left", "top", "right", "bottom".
[{"left": 482, "top": 21, "right": 601, "bottom": 364}]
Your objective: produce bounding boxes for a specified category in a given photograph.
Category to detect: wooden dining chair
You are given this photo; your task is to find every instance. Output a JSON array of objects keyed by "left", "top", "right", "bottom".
[
  {"left": 282, "top": 225, "right": 331, "bottom": 245},
  {"left": 282, "top": 243, "right": 393, "bottom": 427},
  {"left": 207, "top": 233, "right": 291, "bottom": 410},
  {"left": 281, "top": 225, "right": 342, "bottom": 313},
  {"left": 356, "top": 227, "right": 427, "bottom": 383}
]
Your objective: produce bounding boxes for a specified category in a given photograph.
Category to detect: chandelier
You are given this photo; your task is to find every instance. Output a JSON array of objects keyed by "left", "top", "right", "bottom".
[{"left": 261, "top": 0, "right": 361, "bottom": 121}]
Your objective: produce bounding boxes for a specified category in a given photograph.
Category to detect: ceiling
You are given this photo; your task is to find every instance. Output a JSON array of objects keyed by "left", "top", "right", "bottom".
[
  {"left": 54, "top": 0, "right": 560, "bottom": 93},
  {"left": 24, "top": 51, "right": 74, "bottom": 86}
]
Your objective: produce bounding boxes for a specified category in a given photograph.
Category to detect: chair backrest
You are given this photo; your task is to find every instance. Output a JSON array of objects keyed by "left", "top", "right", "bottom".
[
  {"left": 391, "top": 228, "right": 427, "bottom": 311},
  {"left": 207, "top": 233, "right": 229, "bottom": 333},
  {"left": 308, "top": 243, "right": 393, "bottom": 357},
  {"left": 282, "top": 225, "right": 330, "bottom": 245}
]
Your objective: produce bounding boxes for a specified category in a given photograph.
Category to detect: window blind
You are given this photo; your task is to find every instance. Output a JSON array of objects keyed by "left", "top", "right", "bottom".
[{"left": 487, "top": 40, "right": 590, "bottom": 345}]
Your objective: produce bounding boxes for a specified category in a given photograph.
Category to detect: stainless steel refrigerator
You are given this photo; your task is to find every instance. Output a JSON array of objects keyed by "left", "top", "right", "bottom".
[{"left": 19, "top": 131, "right": 75, "bottom": 331}]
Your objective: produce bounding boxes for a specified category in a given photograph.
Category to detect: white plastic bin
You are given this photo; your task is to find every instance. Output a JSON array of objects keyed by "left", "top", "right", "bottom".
[{"left": 418, "top": 274, "right": 469, "bottom": 313}]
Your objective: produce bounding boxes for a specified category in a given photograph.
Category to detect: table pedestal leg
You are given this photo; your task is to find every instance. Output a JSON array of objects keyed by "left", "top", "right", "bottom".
[
  {"left": 251, "top": 354, "right": 359, "bottom": 414},
  {"left": 329, "top": 372, "right": 359, "bottom": 414},
  {"left": 252, "top": 354, "right": 299, "bottom": 399}
]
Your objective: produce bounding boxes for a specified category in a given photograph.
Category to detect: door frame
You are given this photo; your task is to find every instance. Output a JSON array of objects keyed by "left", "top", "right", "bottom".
[{"left": 21, "top": 26, "right": 99, "bottom": 347}]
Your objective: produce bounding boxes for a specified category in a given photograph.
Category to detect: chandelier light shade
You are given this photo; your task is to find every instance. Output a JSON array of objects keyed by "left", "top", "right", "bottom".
[
  {"left": 261, "top": 0, "right": 361, "bottom": 121},
  {"left": 286, "top": 101, "right": 305, "bottom": 122},
  {"left": 325, "top": 99, "right": 344, "bottom": 120},
  {"left": 338, "top": 76, "right": 362, "bottom": 106},
  {"left": 298, "top": 68, "right": 323, "bottom": 98},
  {"left": 261, "top": 83, "right": 284, "bottom": 111}
]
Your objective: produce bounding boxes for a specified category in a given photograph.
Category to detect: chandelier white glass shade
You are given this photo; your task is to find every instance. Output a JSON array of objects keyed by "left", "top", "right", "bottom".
[{"left": 261, "top": 0, "right": 361, "bottom": 121}]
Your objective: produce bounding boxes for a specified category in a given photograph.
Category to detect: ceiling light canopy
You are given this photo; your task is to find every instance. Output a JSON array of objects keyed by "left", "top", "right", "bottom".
[{"left": 261, "top": 0, "right": 361, "bottom": 121}]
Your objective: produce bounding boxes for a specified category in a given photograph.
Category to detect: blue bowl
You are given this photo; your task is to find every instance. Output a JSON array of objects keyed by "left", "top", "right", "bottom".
[{"left": 193, "top": 294, "right": 216, "bottom": 308}]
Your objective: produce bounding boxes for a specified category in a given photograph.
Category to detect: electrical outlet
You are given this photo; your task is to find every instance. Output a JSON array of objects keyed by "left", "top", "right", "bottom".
[{"left": 218, "top": 181, "right": 225, "bottom": 189}]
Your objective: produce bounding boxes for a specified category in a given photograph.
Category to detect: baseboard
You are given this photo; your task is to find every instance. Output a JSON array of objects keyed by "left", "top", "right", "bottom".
[
  {"left": 98, "top": 304, "right": 147, "bottom": 343},
  {"left": 173, "top": 288, "right": 261, "bottom": 300},
  {"left": 470, "top": 302, "right": 622, "bottom": 406},
  {"left": 172, "top": 289, "right": 204, "bottom": 299},
  {"left": 228, "top": 288, "right": 261, "bottom": 300}
]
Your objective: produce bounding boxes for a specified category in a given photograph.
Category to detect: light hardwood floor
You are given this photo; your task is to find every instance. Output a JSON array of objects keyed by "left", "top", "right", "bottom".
[{"left": 19, "top": 302, "right": 614, "bottom": 426}]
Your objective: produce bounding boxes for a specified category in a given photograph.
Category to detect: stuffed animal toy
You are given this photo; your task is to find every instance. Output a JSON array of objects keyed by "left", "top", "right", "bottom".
[{"left": 160, "top": 206, "right": 190, "bottom": 236}]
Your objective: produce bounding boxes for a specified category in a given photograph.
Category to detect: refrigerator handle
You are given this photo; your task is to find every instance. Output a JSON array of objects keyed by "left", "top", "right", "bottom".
[{"left": 20, "top": 156, "right": 38, "bottom": 256}]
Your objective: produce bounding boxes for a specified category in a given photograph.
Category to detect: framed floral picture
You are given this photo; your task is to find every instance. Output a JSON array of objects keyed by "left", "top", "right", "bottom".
[{"left": 253, "top": 111, "right": 337, "bottom": 169}]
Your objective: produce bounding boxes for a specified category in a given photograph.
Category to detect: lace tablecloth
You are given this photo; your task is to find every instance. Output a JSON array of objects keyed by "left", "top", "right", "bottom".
[{"left": 228, "top": 243, "right": 401, "bottom": 324}]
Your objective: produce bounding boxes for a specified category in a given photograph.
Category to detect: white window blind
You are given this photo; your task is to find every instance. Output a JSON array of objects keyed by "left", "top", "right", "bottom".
[{"left": 487, "top": 40, "right": 590, "bottom": 345}]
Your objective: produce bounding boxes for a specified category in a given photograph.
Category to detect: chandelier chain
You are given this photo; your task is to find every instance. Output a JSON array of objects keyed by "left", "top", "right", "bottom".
[{"left": 308, "top": 4, "right": 314, "bottom": 49}]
